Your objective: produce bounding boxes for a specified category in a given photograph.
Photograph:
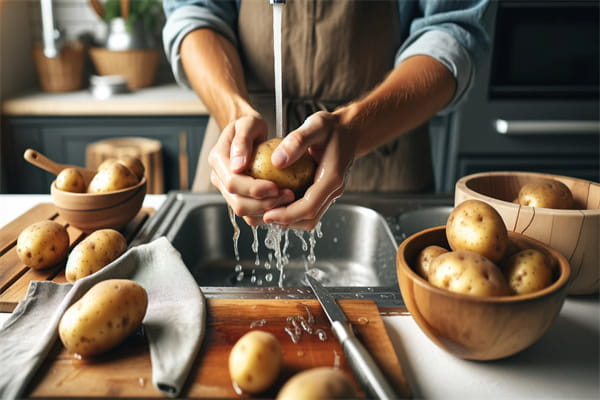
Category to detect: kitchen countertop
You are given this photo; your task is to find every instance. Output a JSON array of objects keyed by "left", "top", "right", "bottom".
[
  {"left": 1, "top": 84, "right": 209, "bottom": 116},
  {"left": 0, "top": 194, "right": 598, "bottom": 399}
]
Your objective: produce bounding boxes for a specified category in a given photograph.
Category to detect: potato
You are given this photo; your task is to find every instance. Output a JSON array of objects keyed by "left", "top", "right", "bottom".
[
  {"left": 65, "top": 229, "right": 127, "bottom": 282},
  {"left": 246, "top": 137, "right": 316, "bottom": 195},
  {"left": 502, "top": 248, "right": 554, "bottom": 295},
  {"left": 429, "top": 250, "right": 511, "bottom": 297},
  {"left": 276, "top": 367, "right": 356, "bottom": 400},
  {"left": 229, "top": 330, "right": 282, "bottom": 394},
  {"left": 446, "top": 199, "right": 508, "bottom": 263},
  {"left": 415, "top": 245, "right": 448, "bottom": 279},
  {"left": 58, "top": 279, "right": 148, "bottom": 358},
  {"left": 55, "top": 167, "right": 86, "bottom": 193},
  {"left": 517, "top": 179, "right": 574, "bottom": 209},
  {"left": 16, "top": 220, "right": 69, "bottom": 270},
  {"left": 99, "top": 156, "right": 145, "bottom": 181},
  {"left": 88, "top": 162, "right": 138, "bottom": 193}
]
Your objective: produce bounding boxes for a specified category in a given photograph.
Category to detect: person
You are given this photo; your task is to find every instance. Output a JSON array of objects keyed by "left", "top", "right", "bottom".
[{"left": 163, "top": 0, "right": 490, "bottom": 229}]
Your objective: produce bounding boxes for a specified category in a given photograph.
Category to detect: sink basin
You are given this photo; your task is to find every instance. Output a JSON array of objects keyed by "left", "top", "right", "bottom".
[{"left": 134, "top": 192, "right": 453, "bottom": 306}]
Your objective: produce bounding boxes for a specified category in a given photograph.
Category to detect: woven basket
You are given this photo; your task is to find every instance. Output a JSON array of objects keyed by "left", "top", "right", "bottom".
[
  {"left": 32, "top": 42, "right": 85, "bottom": 93},
  {"left": 89, "top": 47, "right": 161, "bottom": 90}
]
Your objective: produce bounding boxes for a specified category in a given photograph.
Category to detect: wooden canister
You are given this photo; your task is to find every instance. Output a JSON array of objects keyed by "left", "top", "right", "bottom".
[{"left": 86, "top": 137, "right": 163, "bottom": 193}]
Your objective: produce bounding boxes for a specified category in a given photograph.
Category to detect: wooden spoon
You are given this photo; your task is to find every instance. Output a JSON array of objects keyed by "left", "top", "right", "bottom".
[{"left": 23, "top": 149, "right": 96, "bottom": 184}]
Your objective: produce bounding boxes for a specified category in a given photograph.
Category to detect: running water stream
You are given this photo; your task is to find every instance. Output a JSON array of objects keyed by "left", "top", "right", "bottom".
[{"left": 272, "top": 1, "right": 284, "bottom": 138}]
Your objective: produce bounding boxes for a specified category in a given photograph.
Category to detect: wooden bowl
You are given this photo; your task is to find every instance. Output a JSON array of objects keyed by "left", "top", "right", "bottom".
[
  {"left": 455, "top": 171, "right": 599, "bottom": 295},
  {"left": 51, "top": 177, "right": 146, "bottom": 233},
  {"left": 396, "top": 226, "right": 571, "bottom": 361}
]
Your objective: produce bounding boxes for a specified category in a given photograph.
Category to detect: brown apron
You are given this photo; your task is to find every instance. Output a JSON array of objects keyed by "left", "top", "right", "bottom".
[{"left": 192, "top": 0, "right": 434, "bottom": 193}]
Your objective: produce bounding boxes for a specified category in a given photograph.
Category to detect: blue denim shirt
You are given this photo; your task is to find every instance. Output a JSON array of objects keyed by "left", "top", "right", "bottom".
[{"left": 162, "top": 0, "right": 490, "bottom": 112}]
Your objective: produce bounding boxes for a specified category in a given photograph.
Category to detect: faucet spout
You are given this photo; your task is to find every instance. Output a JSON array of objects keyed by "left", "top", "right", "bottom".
[{"left": 270, "top": 0, "right": 286, "bottom": 4}]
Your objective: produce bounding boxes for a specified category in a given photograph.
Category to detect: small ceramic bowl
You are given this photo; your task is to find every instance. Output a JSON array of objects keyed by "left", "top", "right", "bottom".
[
  {"left": 455, "top": 171, "right": 599, "bottom": 295},
  {"left": 51, "top": 176, "right": 146, "bottom": 233},
  {"left": 396, "top": 226, "right": 571, "bottom": 361}
]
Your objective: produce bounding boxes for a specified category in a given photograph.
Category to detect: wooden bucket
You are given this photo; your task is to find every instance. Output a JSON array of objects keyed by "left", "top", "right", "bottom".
[{"left": 86, "top": 137, "right": 163, "bottom": 194}]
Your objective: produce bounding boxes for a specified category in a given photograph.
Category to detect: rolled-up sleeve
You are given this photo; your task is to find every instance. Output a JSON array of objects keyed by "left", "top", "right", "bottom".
[
  {"left": 162, "top": 0, "right": 238, "bottom": 88},
  {"left": 396, "top": 0, "right": 490, "bottom": 113}
]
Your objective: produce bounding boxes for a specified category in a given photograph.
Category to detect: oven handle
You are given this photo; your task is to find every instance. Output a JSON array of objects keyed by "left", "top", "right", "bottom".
[{"left": 495, "top": 119, "right": 600, "bottom": 135}]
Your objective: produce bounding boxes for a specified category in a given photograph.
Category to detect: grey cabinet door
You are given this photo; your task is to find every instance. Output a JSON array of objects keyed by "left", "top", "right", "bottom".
[{"left": 3, "top": 116, "right": 207, "bottom": 194}]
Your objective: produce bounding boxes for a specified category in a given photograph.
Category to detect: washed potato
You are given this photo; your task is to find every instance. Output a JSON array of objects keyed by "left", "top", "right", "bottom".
[
  {"left": 517, "top": 179, "right": 574, "bottom": 209},
  {"left": 65, "top": 229, "right": 127, "bottom": 282},
  {"left": 229, "top": 330, "right": 282, "bottom": 394},
  {"left": 55, "top": 168, "right": 86, "bottom": 193},
  {"left": 429, "top": 250, "right": 511, "bottom": 297},
  {"left": 99, "top": 156, "right": 145, "bottom": 181},
  {"left": 88, "top": 162, "right": 138, "bottom": 193},
  {"left": 446, "top": 199, "right": 508, "bottom": 263},
  {"left": 247, "top": 138, "right": 316, "bottom": 195},
  {"left": 16, "top": 220, "right": 70, "bottom": 270},
  {"left": 502, "top": 248, "right": 554, "bottom": 295},
  {"left": 415, "top": 245, "right": 449, "bottom": 279},
  {"left": 58, "top": 279, "right": 148, "bottom": 358},
  {"left": 276, "top": 367, "right": 356, "bottom": 400}
]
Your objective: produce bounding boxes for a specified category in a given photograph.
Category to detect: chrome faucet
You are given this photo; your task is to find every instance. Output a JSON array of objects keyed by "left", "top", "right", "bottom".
[{"left": 40, "top": 0, "right": 64, "bottom": 58}]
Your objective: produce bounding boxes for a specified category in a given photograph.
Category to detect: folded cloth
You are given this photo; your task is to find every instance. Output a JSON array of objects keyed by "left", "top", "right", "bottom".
[{"left": 0, "top": 237, "right": 205, "bottom": 399}]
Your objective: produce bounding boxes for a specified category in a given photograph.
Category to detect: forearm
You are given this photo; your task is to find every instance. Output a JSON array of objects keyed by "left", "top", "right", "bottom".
[
  {"left": 334, "top": 55, "right": 456, "bottom": 159},
  {"left": 180, "top": 28, "right": 257, "bottom": 129}
]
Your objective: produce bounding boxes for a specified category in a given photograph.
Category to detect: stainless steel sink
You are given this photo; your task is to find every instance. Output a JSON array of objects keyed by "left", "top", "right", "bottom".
[{"left": 134, "top": 192, "right": 453, "bottom": 306}]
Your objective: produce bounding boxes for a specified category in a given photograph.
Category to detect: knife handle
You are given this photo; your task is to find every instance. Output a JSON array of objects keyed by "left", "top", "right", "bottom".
[{"left": 331, "top": 321, "right": 399, "bottom": 400}]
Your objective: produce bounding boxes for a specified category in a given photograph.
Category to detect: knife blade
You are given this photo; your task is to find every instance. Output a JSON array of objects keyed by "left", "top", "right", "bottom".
[{"left": 306, "top": 275, "right": 399, "bottom": 400}]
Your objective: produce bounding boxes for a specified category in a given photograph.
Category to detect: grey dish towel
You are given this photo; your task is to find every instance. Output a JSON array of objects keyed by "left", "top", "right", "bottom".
[{"left": 0, "top": 237, "right": 206, "bottom": 399}]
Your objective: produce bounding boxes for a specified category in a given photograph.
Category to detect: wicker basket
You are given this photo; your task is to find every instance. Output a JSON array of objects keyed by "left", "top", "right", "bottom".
[
  {"left": 32, "top": 42, "right": 85, "bottom": 93},
  {"left": 89, "top": 47, "right": 161, "bottom": 90}
]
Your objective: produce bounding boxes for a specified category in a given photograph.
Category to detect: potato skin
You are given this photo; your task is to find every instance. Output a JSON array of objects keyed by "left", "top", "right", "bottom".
[
  {"left": 65, "top": 229, "right": 127, "bottom": 282},
  {"left": 56, "top": 168, "right": 86, "bottom": 193},
  {"left": 229, "top": 330, "right": 282, "bottom": 394},
  {"left": 276, "top": 367, "right": 356, "bottom": 400},
  {"left": 16, "top": 220, "right": 69, "bottom": 269},
  {"left": 517, "top": 179, "right": 574, "bottom": 209},
  {"left": 99, "top": 156, "right": 145, "bottom": 181},
  {"left": 58, "top": 279, "right": 148, "bottom": 358},
  {"left": 88, "top": 162, "right": 138, "bottom": 193},
  {"left": 246, "top": 138, "right": 316, "bottom": 195},
  {"left": 429, "top": 250, "right": 511, "bottom": 297},
  {"left": 502, "top": 248, "right": 554, "bottom": 295},
  {"left": 415, "top": 245, "right": 448, "bottom": 279},
  {"left": 446, "top": 200, "right": 508, "bottom": 263}
]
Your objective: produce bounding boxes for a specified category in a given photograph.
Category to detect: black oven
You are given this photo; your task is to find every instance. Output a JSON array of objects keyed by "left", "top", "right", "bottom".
[{"left": 438, "top": 0, "right": 600, "bottom": 191}]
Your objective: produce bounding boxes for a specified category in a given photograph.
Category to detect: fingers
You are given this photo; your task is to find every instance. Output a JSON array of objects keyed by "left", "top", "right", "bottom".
[
  {"left": 271, "top": 111, "right": 337, "bottom": 168},
  {"left": 229, "top": 116, "right": 267, "bottom": 173}
]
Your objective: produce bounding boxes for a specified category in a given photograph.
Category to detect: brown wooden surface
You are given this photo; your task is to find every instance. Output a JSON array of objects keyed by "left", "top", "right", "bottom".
[
  {"left": 0, "top": 203, "right": 153, "bottom": 312},
  {"left": 27, "top": 299, "right": 411, "bottom": 399}
]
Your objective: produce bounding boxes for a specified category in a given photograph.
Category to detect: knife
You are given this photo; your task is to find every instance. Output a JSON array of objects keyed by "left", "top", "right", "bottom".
[{"left": 306, "top": 275, "right": 399, "bottom": 400}]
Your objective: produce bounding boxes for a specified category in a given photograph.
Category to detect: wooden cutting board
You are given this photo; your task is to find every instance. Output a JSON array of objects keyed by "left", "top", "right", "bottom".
[{"left": 27, "top": 298, "right": 411, "bottom": 398}]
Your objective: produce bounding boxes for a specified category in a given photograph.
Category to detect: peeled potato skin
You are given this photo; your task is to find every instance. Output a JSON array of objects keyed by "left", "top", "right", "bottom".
[
  {"left": 276, "top": 367, "right": 356, "bottom": 400},
  {"left": 429, "top": 250, "right": 511, "bottom": 297},
  {"left": 229, "top": 330, "right": 282, "bottom": 394},
  {"left": 246, "top": 138, "right": 316, "bottom": 194},
  {"left": 16, "top": 220, "right": 70, "bottom": 269},
  {"left": 415, "top": 245, "right": 449, "bottom": 279},
  {"left": 56, "top": 168, "right": 86, "bottom": 193},
  {"left": 446, "top": 199, "right": 508, "bottom": 263},
  {"left": 517, "top": 179, "right": 574, "bottom": 209},
  {"left": 502, "top": 248, "right": 554, "bottom": 295}
]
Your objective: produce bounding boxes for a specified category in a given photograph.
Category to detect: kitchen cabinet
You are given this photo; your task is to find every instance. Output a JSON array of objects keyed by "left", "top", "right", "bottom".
[{"left": 2, "top": 115, "right": 207, "bottom": 193}]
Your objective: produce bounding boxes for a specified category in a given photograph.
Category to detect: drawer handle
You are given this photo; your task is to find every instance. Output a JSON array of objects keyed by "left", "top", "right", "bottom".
[{"left": 495, "top": 119, "right": 600, "bottom": 135}]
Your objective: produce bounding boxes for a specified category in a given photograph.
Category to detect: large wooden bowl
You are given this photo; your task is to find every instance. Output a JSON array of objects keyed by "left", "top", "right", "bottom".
[
  {"left": 455, "top": 171, "right": 599, "bottom": 295},
  {"left": 396, "top": 226, "right": 571, "bottom": 361},
  {"left": 51, "top": 177, "right": 146, "bottom": 233}
]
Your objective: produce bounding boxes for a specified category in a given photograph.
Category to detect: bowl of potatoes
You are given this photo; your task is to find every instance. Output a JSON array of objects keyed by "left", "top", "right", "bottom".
[
  {"left": 455, "top": 171, "right": 599, "bottom": 295},
  {"left": 396, "top": 199, "right": 571, "bottom": 361},
  {"left": 48, "top": 155, "right": 147, "bottom": 233}
]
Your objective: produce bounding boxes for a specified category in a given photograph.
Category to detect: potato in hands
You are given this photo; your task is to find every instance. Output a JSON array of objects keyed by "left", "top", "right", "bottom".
[{"left": 58, "top": 279, "right": 147, "bottom": 358}]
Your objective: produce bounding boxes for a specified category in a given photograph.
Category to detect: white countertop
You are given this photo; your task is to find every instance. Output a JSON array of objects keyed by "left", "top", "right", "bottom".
[
  {"left": 0, "top": 194, "right": 598, "bottom": 399},
  {"left": 1, "top": 84, "right": 209, "bottom": 116}
]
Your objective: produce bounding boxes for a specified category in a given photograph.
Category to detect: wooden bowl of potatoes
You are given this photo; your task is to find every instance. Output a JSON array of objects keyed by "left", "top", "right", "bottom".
[
  {"left": 455, "top": 171, "right": 599, "bottom": 295},
  {"left": 50, "top": 158, "right": 147, "bottom": 233},
  {"left": 396, "top": 222, "right": 571, "bottom": 361}
]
